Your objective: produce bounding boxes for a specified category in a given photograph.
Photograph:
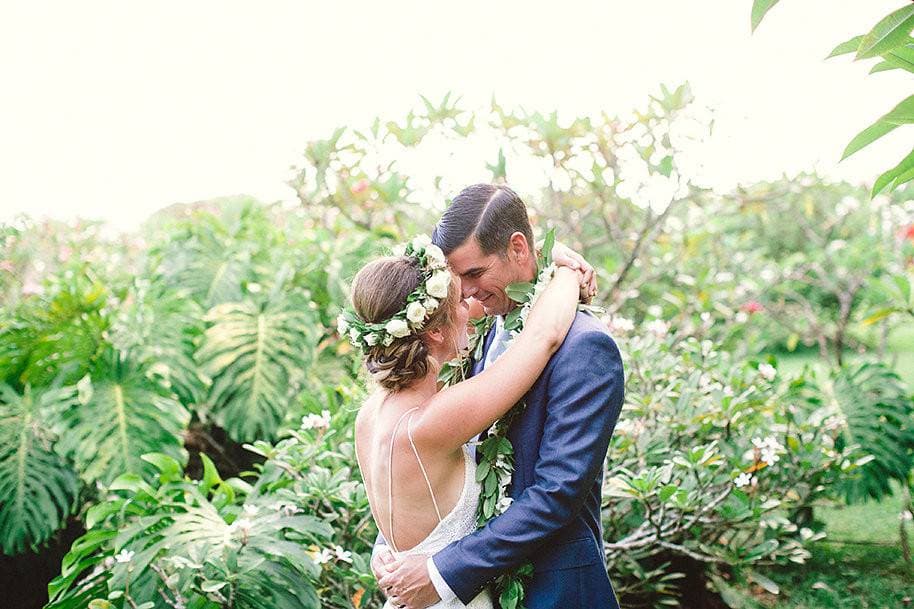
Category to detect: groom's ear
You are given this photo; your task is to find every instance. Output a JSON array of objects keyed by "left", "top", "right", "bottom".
[{"left": 507, "top": 231, "right": 531, "bottom": 265}]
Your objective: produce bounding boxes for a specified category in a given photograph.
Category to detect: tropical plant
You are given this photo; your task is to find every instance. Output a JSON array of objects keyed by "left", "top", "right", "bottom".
[
  {"left": 750, "top": 1, "right": 914, "bottom": 195},
  {"left": 51, "top": 347, "right": 190, "bottom": 487},
  {"left": 0, "top": 384, "right": 80, "bottom": 555},
  {"left": 46, "top": 452, "right": 332, "bottom": 609},
  {"left": 790, "top": 360, "right": 914, "bottom": 504}
]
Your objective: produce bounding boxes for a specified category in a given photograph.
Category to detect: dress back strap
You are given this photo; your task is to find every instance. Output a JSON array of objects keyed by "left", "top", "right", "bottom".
[
  {"left": 406, "top": 410, "right": 443, "bottom": 523},
  {"left": 386, "top": 407, "right": 443, "bottom": 553}
]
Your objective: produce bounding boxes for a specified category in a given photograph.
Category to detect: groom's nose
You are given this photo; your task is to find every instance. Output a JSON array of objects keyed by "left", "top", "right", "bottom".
[{"left": 461, "top": 282, "right": 477, "bottom": 300}]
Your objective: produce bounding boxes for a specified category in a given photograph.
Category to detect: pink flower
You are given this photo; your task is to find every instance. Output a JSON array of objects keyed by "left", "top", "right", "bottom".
[
  {"left": 740, "top": 300, "right": 764, "bottom": 314},
  {"left": 351, "top": 179, "right": 370, "bottom": 194}
]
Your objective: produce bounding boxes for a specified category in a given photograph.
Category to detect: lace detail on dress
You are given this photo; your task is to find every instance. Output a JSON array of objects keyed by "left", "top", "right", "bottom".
[{"left": 383, "top": 443, "right": 492, "bottom": 609}]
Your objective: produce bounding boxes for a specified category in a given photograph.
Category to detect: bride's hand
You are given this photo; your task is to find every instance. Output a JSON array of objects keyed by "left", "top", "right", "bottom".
[{"left": 551, "top": 241, "right": 597, "bottom": 303}]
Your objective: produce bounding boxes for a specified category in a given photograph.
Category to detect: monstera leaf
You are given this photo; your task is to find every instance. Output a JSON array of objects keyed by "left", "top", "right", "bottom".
[
  {"left": 51, "top": 348, "right": 190, "bottom": 487},
  {"left": 0, "top": 273, "right": 108, "bottom": 388},
  {"left": 108, "top": 278, "right": 208, "bottom": 410},
  {"left": 197, "top": 292, "right": 315, "bottom": 442},
  {"left": 0, "top": 383, "right": 80, "bottom": 554}
]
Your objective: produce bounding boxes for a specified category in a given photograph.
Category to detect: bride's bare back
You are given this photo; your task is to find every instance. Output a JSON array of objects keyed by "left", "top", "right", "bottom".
[{"left": 355, "top": 391, "right": 468, "bottom": 552}]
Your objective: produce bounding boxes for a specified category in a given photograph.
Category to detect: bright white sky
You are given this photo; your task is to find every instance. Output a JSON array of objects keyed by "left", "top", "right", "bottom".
[{"left": 1, "top": 1, "right": 911, "bottom": 232}]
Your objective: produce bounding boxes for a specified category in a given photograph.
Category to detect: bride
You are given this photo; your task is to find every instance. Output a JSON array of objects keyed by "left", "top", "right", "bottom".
[{"left": 343, "top": 238, "right": 583, "bottom": 609}]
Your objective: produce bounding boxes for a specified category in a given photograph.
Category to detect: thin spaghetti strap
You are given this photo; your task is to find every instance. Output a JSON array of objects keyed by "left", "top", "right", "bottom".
[
  {"left": 406, "top": 410, "right": 443, "bottom": 523},
  {"left": 386, "top": 407, "right": 419, "bottom": 553}
]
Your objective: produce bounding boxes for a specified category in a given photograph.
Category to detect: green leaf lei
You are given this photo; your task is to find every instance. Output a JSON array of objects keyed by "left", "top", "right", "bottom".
[{"left": 437, "top": 230, "right": 600, "bottom": 609}]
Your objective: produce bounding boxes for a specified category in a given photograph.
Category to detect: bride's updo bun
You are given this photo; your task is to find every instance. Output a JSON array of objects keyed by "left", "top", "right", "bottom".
[{"left": 350, "top": 255, "right": 457, "bottom": 391}]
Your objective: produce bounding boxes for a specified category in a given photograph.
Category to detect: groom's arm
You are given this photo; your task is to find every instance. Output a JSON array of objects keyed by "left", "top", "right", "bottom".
[{"left": 431, "top": 329, "right": 624, "bottom": 604}]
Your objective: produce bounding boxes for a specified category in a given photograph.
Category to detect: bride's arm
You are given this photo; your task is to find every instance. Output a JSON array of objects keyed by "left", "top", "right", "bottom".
[{"left": 410, "top": 267, "right": 581, "bottom": 451}]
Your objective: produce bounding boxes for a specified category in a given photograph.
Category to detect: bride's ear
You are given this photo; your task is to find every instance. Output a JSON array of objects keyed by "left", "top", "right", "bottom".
[{"left": 424, "top": 327, "right": 445, "bottom": 346}]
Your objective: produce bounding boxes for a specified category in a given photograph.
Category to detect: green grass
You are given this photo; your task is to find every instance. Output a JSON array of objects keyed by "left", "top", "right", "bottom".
[{"left": 729, "top": 326, "right": 914, "bottom": 607}]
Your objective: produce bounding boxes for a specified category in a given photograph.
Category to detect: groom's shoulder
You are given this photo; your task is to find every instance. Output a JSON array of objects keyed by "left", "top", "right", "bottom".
[{"left": 558, "top": 311, "right": 621, "bottom": 357}]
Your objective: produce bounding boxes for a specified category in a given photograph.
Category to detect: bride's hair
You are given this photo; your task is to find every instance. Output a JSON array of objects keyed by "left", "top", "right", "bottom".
[{"left": 351, "top": 255, "right": 458, "bottom": 391}]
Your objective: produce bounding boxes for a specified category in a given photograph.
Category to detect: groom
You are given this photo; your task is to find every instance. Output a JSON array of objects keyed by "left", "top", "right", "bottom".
[{"left": 375, "top": 184, "right": 625, "bottom": 608}]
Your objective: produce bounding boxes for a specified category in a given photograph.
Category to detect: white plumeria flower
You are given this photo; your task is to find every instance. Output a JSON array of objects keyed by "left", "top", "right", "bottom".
[
  {"left": 270, "top": 501, "right": 300, "bottom": 516},
  {"left": 229, "top": 518, "right": 254, "bottom": 535},
  {"left": 606, "top": 316, "right": 635, "bottom": 335},
  {"left": 114, "top": 549, "right": 135, "bottom": 564},
  {"left": 333, "top": 545, "right": 353, "bottom": 563},
  {"left": 734, "top": 473, "right": 756, "bottom": 488},
  {"left": 406, "top": 301, "right": 427, "bottom": 325},
  {"left": 646, "top": 319, "right": 669, "bottom": 338},
  {"left": 302, "top": 410, "right": 332, "bottom": 431},
  {"left": 426, "top": 270, "right": 451, "bottom": 299},
  {"left": 758, "top": 363, "right": 777, "bottom": 381},
  {"left": 385, "top": 318, "right": 410, "bottom": 338},
  {"left": 760, "top": 448, "right": 780, "bottom": 466}
]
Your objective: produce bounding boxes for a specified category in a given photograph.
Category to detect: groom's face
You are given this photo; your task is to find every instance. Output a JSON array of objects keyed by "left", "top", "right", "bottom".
[{"left": 446, "top": 234, "right": 533, "bottom": 316}]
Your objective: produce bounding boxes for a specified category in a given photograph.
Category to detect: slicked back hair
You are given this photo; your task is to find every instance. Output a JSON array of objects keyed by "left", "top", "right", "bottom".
[{"left": 431, "top": 184, "right": 534, "bottom": 257}]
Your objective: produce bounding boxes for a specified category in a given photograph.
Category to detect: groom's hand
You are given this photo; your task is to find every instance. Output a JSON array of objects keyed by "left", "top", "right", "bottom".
[
  {"left": 377, "top": 553, "right": 440, "bottom": 609},
  {"left": 371, "top": 547, "right": 397, "bottom": 599}
]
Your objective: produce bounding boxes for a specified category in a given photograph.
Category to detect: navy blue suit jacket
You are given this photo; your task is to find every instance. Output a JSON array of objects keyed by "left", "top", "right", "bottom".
[{"left": 432, "top": 311, "right": 625, "bottom": 608}]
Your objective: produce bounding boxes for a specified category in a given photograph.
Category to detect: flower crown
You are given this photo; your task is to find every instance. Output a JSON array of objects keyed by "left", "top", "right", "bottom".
[{"left": 337, "top": 235, "right": 451, "bottom": 350}]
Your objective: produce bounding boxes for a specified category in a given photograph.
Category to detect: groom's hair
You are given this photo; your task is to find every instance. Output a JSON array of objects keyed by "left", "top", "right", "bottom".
[{"left": 432, "top": 184, "right": 534, "bottom": 257}]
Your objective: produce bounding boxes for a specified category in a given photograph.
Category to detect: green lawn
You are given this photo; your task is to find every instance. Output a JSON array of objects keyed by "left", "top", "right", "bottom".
[{"left": 731, "top": 325, "right": 914, "bottom": 607}]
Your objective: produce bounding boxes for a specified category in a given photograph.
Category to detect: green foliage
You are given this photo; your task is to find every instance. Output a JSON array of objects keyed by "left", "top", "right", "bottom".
[
  {"left": 52, "top": 348, "right": 190, "bottom": 487},
  {"left": 792, "top": 361, "right": 914, "bottom": 503},
  {"left": 751, "top": 2, "right": 914, "bottom": 195},
  {"left": 47, "top": 452, "right": 332, "bottom": 609},
  {"left": 197, "top": 288, "right": 315, "bottom": 442},
  {"left": 603, "top": 335, "right": 854, "bottom": 605},
  {"left": 0, "top": 384, "right": 79, "bottom": 554},
  {"left": 0, "top": 270, "right": 109, "bottom": 388}
]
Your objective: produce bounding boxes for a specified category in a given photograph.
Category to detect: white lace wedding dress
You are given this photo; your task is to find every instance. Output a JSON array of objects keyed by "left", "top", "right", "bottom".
[{"left": 380, "top": 408, "right": 493, "bottom": 609}]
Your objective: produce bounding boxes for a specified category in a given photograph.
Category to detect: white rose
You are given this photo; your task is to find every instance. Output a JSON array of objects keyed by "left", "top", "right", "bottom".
[
  {"left": 424, "top": 243, "right": 446, "bottom": 266},
  {"left": 423, "top": 297, "right": 439, "bottom": 312},
  {"left": 336, "top": 315, "right": 349, "bottom": 336},
  {"left": 411, "top": 234, "right": 432, "bottom": 249},
  {"left": 426, "top": 270, "right": 451, "bottom": 299},
  {"left": 364, "top": 333, "right": 378, "bottom": 346},
  {"left": 385, "top": 318, "right": 410, "bottom": 338},
  {"left": 406, "top": 301, "right": 427, "bottom": 325}
]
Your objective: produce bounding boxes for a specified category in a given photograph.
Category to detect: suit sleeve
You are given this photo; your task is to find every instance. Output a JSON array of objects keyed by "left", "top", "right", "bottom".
[{"left": 431, "top": 330, "right": 625, "bottom": 604}]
